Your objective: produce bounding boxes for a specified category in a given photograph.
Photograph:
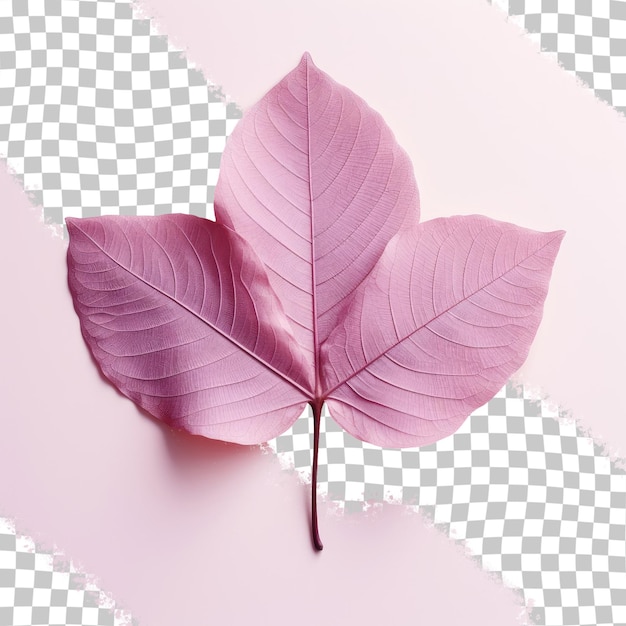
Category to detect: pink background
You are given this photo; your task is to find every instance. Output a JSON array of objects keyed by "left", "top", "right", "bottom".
[{"left": 1, "top": 0, "right": 625, "bottom": 624}]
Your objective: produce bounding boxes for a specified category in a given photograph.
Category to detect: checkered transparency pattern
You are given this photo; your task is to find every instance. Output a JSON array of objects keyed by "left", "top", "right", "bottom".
[
  {"left": 0, "top": 519, "right": 133, "bottom": 626},
  {"left": 489, "top": 0, "right": 626, "bottom": 115},
  {"left": 270, "top": 383, "right": 626, "bottom": 626},
  {"left": 0, "top": 0, "right": 240, "bottom": 233}
]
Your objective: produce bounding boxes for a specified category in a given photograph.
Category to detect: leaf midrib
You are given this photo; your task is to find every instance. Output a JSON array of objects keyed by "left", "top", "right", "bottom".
[{"left": 305, "top": 55, "right": 321, "bottom": 399}]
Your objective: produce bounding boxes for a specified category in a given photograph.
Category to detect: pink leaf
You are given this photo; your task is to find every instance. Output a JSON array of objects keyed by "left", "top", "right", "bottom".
[
  {"left": 321, "top": 215, "right": 565, "bottom": 447},
  {"left": 66, "top": 54, "right": 564, "bottom": 550},
  {"left": 67, "top": 214, "right": 310, "bottom": 445}
]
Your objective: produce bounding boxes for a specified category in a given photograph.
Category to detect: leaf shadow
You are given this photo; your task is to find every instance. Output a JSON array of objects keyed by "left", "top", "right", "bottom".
[{"left": 158, "top": 416, "right": 253, "bottom": 475}]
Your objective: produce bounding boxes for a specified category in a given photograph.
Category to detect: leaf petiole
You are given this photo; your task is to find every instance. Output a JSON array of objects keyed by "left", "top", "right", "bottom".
[{"left": 310, "top": 399, "right": 324, "bottom": 551}]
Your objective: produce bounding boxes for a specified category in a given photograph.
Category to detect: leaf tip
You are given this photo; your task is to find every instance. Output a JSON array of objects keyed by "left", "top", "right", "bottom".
[
  {"left": 544, "top": 228, "right": 566, "bottom": 253},
  {"left": 300, "top": 51, "right": 314, "bottom": 67},
  {"left": 65, "top": 217, "right": 79, "bottom": 236}
]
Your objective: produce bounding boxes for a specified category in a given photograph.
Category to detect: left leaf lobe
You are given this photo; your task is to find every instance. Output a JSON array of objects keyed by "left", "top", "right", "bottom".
[{"left": 67, "top": 214, "right": 311, "bottom": 444}]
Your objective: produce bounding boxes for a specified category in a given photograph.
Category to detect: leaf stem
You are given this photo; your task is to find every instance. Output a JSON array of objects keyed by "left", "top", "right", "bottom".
[{"left": 311, "top": 400, "right": 324, "bottom": 551}]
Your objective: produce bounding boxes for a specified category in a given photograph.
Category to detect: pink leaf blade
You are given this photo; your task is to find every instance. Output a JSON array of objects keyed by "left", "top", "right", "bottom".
[
  {"left": 322, "top": 215, "right": 564, "bottom": 448},
  {"left": 214, "top": 53, "right": 420, "bottom": 367},
  {"left": 67, "top": 214, "right": 311, "bottom": 445}
]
